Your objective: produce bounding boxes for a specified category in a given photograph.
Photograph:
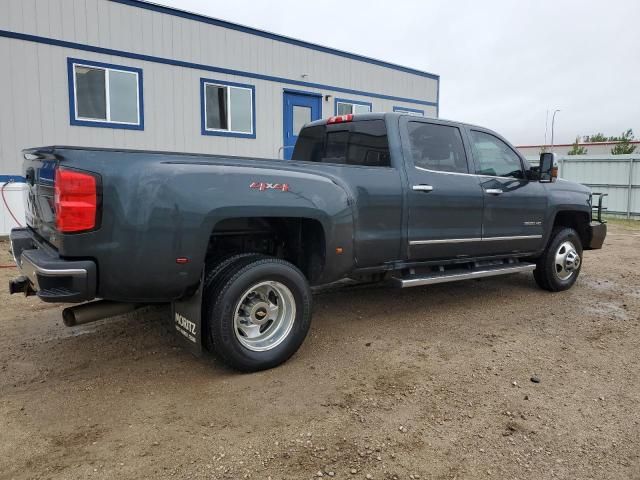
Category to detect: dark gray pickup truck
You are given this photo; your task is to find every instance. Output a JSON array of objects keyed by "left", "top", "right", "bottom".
[{"left": 9, "top": 113, "right": 606, "bottom": 371}]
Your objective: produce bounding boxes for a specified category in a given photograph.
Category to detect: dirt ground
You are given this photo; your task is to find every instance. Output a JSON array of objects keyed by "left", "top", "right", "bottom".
[{"left": 1, "top": 222, "right": 639, "bottom": 480}]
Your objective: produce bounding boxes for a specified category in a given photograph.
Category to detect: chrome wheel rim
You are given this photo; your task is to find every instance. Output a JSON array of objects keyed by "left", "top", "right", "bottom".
[
  {"left": 554, "top": 240, "right": 581, "bottom": 280},
  {"left": 233, "top": 281, "right": 296, "bottom": 352}
]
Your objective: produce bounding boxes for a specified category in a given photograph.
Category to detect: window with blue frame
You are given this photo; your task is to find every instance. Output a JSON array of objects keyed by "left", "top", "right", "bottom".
[
  {"left": 67, "top": 58, "right": 143, "bottom": 129},
  {"left": 201, "top": 78, "right": 256, "bottom": 138},
  {"left": 335, "top": 98, "right": 372, "bottom": 115},
  {"left": 393, "top": 106, "right": 424, "bottom": 116}
]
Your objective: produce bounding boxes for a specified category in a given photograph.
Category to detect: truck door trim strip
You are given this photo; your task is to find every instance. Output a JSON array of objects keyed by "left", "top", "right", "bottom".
[
  {"left": 409, "top": 235, "right": 542, "bottom": 245},
  {"left": 410, "top": 238, "right": 481, "bottom": 245},
  {"left": 482, "top": 235, "right": 542, "bottom": 241},
  {"left": 414, "top": 166, "right": 521, "bottom": 181}
]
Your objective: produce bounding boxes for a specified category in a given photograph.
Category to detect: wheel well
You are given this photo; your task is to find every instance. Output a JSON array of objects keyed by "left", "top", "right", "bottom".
[
  {"left": 206, "top": 217, "right": 326, "bottom": 283},
  {"left": 553, "top": 210, "right": 590, "bottom": 247}
]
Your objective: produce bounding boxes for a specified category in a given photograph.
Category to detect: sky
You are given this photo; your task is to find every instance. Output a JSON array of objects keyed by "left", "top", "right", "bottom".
[{"left": 155, "top": 0, "right": 639, "bottom": 146}]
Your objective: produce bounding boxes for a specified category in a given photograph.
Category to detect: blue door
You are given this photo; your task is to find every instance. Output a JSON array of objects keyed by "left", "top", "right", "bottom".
[{"left": 283, "top": 91, "right": 322, "bottom": 160}]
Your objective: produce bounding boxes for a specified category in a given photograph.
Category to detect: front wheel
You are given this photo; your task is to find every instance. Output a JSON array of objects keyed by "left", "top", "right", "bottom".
[
  {"left": 533, "top": 227, "right": 583, "bottom": 292},
  {"left": 204, "top": 257, "right": 312, "bottom": 372}
]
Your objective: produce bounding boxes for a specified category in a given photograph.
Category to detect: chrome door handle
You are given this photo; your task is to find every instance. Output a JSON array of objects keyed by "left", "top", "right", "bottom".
[
  {"left": 413, "top": 185, "right": 434, "bottom": 192},
  {"left": 485, "top": 188, "right": 503, "bottom": 195}
]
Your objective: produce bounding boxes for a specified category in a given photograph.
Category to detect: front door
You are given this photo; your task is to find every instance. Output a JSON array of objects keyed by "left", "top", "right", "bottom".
[
  {"left": 282, "top": 91, "right": 322, "bottom": 160},
  {"left": 400, "top": 117, "right": 485, "bottom": 261},
  {"left": 466, "top": 128, "right": 548, "bottom": 254}
]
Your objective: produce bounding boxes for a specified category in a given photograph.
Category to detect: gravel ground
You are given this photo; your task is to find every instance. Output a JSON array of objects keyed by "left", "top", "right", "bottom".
[{"left": 1, "top": 222, "right": 639, "bottom": 480}]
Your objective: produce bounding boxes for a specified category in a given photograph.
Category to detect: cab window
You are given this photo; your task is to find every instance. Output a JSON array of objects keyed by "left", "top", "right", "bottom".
[
  {"left": 292, "top": 120, "right": 391, "bottom": 167},
  {"left": 470, "top": 130, "right": 524, "bottom": 178},
  {"left": 407, "top": 122, "right": 469, "bottom": 173}
]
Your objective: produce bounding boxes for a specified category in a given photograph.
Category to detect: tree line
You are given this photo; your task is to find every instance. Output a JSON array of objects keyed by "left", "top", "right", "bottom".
[{"left": 568, "top": 129, "right": 636, "bottom": 155}]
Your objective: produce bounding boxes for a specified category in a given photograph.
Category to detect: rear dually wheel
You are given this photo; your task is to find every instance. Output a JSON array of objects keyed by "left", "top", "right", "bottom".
[{"left": 204, "top": 257, "right": 312, "bottom": 372}]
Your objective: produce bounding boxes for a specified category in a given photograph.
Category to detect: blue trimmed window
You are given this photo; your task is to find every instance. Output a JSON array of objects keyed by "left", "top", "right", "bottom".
[
  {"left": 335, "top": 98, "right": 372, "bottom": 115},
  {"left": 393, "top": 106, "right": 424, "bottom": 116},
  {"left": 67, "top": 58, "right": 143, "bottom": 130},
  {"left": 200, "top": 78, "right": 256, "bottom": 138}
]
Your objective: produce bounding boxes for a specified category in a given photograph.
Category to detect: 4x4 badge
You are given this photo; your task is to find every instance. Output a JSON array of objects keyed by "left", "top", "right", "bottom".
[{"left": 250, "top": 182, "right": 290, "bottom": 192}]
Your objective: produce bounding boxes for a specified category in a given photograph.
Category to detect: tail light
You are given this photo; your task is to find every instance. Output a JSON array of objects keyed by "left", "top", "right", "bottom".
[
  {"left": 327, "top": 114, "right": 353, "bottom": 124},
  {"left": 54, "top": 168, "right": 99, "bottom": 233}
]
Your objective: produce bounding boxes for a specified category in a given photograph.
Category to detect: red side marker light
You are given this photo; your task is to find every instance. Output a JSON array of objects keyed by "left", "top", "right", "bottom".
[{"left": 176, "top": 257, "right": 189, "bottom": 264}]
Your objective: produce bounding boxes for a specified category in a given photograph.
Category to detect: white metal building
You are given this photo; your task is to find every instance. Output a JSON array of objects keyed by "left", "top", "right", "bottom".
[{"left": 0, "top": 0, "right": 440, "bottom": 235}]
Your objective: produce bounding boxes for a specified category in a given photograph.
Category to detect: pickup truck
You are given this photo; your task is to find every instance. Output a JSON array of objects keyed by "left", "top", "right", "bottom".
[{"left": 9, "top": 113, "right": 607, "bottom": 371}]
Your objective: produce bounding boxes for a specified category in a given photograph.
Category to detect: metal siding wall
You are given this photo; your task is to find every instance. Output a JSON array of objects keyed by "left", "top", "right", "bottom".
[
  {"left": 527, "top": 156, "right": 640, "bottom": 217},
  {"left": 0, "top": 0, "right": 438, "bottom": 233},
  {"left": 0, "top": 4, "right": 436, "bottom": 160},
  {"left": 632, "top": 160, "right": 640, "bottom": 185},
  {"left": 2, "top": 0, "right": 438, "bottom": 102},
  {"left": 561, "top": 159, "right": 630, "bottom": 201},
  {"left": 561, "top": 159, "right": 630, "bottom": 185},
  {"left": 0, "top": 43, "right": 7, "bottom": 176}
]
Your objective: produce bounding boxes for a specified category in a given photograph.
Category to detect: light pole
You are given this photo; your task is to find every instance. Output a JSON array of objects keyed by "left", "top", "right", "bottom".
[
  {"left": 544, "top": 109, "right": 549, "bottom": 148},
  {"left": 550, "top": 109, "right": 561, "bottom": 152}
]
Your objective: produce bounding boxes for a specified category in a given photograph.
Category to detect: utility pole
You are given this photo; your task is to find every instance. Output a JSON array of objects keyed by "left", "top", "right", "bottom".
[{"left": 550, "top": 109, "right": 561, "bottom": 152}]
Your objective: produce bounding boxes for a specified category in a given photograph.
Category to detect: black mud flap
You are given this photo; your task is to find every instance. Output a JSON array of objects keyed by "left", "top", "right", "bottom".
[{"left": 171, "top": 277, "right": 204, "bottom": 358}]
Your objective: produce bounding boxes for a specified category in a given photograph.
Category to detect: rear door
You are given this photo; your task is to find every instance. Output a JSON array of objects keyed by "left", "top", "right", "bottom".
[
  {"left": 466, "top": 128, "right": 547, "bottom": 254},
  {"left": 291, "top": 118, "right": 403, "bottom": 267},
  {"left": 399, "top": 117, "right": 484, "bottom": 260}
]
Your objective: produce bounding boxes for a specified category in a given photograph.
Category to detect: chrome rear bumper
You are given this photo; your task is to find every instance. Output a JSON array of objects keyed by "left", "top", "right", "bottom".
[{"left": 9, "top": 228, "right": 97, "bottom": 302}]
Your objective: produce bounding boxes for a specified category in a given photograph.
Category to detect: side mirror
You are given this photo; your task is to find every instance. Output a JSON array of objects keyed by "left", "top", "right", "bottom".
[
  {"left": 539, "top": 152, "right": 558, "bottom": 183},
  {"left": 526, "top": 166, "right": 540, "bottom": 181}
]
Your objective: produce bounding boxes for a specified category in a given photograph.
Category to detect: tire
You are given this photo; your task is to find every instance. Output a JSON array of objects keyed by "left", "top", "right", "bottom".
[
  {"left": 202, "top": 253, "right": 266, "bottom": 351},
  {"left": 533, "top": 227, "right": 583, "bottom": 292},
  {"left": 204, "top": 257, "right": 312, "bottom": 372},
  {"left": 203, "top": 253, "right": 267, "bottom": 292}
]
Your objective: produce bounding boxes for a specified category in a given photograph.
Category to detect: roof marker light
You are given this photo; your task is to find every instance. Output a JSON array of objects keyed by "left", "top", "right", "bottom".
[{"left": 327, "top": 114, "right": 353, "bottom": 124}]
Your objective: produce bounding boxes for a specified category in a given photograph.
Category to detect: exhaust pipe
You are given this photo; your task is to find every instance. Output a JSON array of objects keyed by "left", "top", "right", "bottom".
[{"left": 62, "top": 300, "right": 142, "bottom": 327}]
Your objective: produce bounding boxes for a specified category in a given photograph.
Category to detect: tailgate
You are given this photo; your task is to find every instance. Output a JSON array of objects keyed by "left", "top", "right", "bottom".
[{"left": 22, "top": 148, "right": 60, "bottom": 246}]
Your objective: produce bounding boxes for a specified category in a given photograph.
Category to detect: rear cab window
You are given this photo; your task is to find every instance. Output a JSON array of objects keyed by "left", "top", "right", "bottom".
[
  {"left": 291, "top": 120, "right": 391, "bottom": 167},
  {"left": 406, "top": 121, "right": 469, "bottom": 174}
]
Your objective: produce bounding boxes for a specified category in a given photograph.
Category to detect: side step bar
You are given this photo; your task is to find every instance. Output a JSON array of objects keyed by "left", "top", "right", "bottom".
[{"left": 391, "top": 262, "right": 536, "bottom": 288}]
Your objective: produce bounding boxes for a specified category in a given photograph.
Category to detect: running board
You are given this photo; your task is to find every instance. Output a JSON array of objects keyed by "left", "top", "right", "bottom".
[{"left": 391, "top": 262, "right": 536, "bottom": 288}]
